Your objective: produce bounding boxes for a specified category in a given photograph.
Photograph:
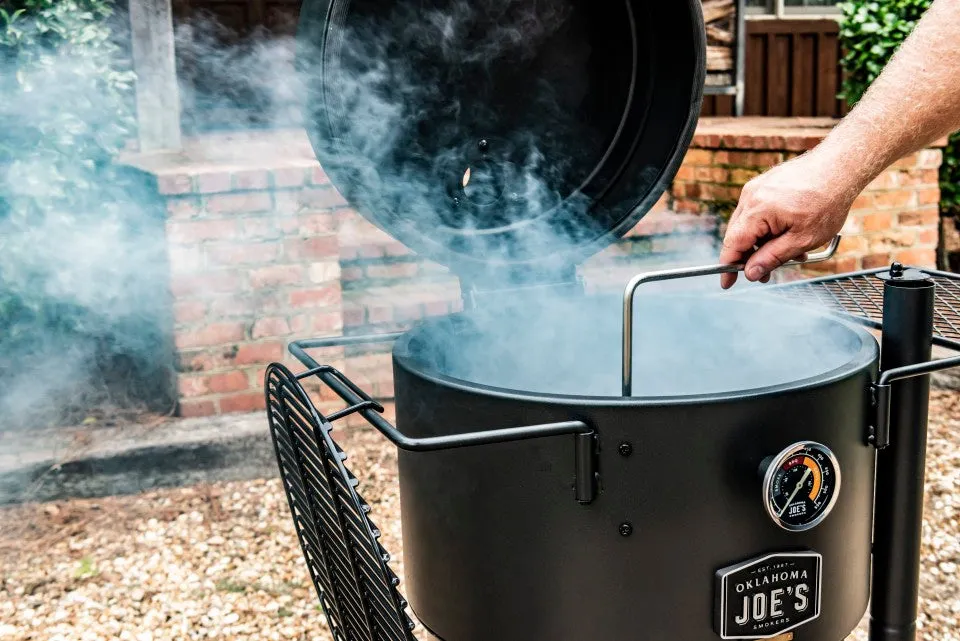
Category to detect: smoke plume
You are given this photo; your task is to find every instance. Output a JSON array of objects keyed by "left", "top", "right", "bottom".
[
  {"left": 0, "top": 0, "right": 849, "bottom": 442},
  {"left": 291, "top": 0, "right": 858, "bottom": 398}
]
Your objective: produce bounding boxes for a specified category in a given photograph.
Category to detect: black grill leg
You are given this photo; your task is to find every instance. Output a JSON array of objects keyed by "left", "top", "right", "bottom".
[{"left": 870, "top": 267, "right": 935, "bottom": 641}]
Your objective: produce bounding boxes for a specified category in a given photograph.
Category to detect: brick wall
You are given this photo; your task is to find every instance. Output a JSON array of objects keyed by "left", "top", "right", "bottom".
[
  {"left": 674, "top": 118, "right": 944, "bottom": 273},
  {"left": 125, "top": 131, "right": 719, "bottom": 417},
  {"left": 121, "top": 120, "right": 946, "bottom": 417},
  {"left": 158, "top": 164, "right": 348, "bottom": 417}
]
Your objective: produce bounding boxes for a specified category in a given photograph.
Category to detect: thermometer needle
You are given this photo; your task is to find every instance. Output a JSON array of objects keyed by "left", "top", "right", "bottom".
[{"left": 778, "top": 467, "right": 813, "bottom": 518}]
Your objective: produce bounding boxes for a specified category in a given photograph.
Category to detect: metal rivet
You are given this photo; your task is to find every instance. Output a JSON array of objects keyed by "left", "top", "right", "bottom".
[
  {"left": 619, "top": 522, "right": 633, "bottom": 537},
  {"left": 618, "top": 442, "right": 633, "bottom": 457}
]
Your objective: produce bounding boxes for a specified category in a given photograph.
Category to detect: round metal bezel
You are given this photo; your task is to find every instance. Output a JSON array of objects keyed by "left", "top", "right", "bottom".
[{"left": 762, "top": 441, "right": 842, "bottom": 533}]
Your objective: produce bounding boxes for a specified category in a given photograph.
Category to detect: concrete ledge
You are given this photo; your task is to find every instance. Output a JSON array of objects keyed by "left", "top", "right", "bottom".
[{"left": 0, "top": 412, "right": 277, "bottom": 505}]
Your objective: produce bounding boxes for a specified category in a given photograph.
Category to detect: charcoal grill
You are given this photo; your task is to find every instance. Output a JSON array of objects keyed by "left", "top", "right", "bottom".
[
  {"left": 267, "top": 262, "right": 960, "bottom": 641},
  {"left": 264, "top": 1, "right": 960, "bottom": 639}
]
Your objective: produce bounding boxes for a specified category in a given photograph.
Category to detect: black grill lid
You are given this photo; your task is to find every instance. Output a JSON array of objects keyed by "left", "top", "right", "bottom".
[{"left": 298, "top": 0, "right": 706, "bottom": 282}]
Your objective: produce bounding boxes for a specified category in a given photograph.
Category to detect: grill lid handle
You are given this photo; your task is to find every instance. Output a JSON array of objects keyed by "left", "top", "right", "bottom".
[{"left": 620, "top": 235, "right": 842, "bottom": 397}]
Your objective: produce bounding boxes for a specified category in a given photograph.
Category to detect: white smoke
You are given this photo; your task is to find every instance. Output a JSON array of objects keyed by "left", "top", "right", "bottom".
[{"left": 0, "top": 0, "right": 838, "bottom": 440}]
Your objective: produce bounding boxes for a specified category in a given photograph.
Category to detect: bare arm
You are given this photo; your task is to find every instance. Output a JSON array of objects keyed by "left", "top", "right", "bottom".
[{"left": 720, "top": 0, "right": 960, "bottom": 288}]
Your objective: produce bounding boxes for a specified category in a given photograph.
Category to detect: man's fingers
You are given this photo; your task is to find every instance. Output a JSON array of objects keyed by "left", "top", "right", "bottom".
[
  {"left": 721, "top": 215, "right": 762, "bottom": 252},
  {"left": 743, "top": 234, "right": 805, "bottom": 282},
  {"left": 719, "top": 215, "right": 765, "bottom": 289},
  {"left": 720, "top": 271, "right": 739, "bottom": 290},
  {"left": 725, "top": 196, "right": 746, "bottom": 232}
]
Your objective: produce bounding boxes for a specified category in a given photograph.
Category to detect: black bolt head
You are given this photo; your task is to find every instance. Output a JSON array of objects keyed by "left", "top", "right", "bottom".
[
  {"left": 619, "top": 522, "right": 633, "bottom": 537},
  {"left": 478, "top": 139, "right": 489, "bottom": 152},
  {"left": 618, "top": 442, "right": 633, "bottom": 457}
]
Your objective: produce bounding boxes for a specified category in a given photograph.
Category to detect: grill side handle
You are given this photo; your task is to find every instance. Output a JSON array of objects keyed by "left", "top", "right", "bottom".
[
  {"left": 287, "top": 336, "right": 599, "bottom": 504},
  {"left": 871, "top": 353, "right": 960, "bottom": 449}
]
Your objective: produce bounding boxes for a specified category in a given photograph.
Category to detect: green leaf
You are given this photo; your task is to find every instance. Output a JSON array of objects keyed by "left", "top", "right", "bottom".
[{"left": 0, "top": 0, "right": 137, "bottom": 340}]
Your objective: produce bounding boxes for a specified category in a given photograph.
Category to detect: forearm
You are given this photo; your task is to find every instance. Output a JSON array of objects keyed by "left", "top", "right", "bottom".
[{"left": 813, "top": 0, "right": 960, "bottom": 197}]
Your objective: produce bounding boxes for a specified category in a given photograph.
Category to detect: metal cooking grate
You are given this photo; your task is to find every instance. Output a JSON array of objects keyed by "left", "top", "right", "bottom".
[
  {"left": 765, "top": 268, "right": 960, "bottom": 348},
  {"left": 265, "top": 363, "right": 416, "bottom": 641}
]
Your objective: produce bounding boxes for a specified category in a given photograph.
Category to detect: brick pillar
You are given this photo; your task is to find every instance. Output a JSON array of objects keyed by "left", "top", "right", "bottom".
[
  {"left": 157, "top": 164, "right": 346, "bottom": 417},
  {"left": 673, "top": 118, "right": 944, "bottom": 274},
  {"left": 141, "top": 151, "right": 724, "bottom": 416},
  {"left": 846, "top": 150, "right": 942, "bottom": 270}
]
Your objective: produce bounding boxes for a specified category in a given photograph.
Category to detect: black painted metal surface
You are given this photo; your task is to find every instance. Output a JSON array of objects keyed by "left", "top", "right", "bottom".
[
  {"left": 391, "top": 303, "right": 879, "bottom": 641},
  {"left": 286, "top": 341, "right": 599, "bottom": 503},
  {"left": 297, "top": 0, "right": 706, "bottom": 283},
  {"left": 870, "top": 270, "right": 936, "bottom": 641}
]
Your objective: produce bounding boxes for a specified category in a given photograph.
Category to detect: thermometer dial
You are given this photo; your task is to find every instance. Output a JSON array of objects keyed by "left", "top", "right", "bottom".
[{"left": 763, "top": 442, "right": 841, "bottom": 532}]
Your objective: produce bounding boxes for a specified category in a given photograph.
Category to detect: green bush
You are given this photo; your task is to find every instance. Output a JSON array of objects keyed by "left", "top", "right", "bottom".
[
  {"left": 0, "top": 1, "right": 173, "bottom": 426},
  {"left": 837, "top": 0, "right": 931, "bottom": 105},
  {"left": 940, "top": 136, "right": 960, "bottom": 217},
  {"left": 0, "top": 0, "right": 135, "bottom": 154},
  {"left": 0, "top": 0, "right": 135, "bottom": 317},
  {"left": 838, "top": 0, "right": 960, "bottom": 216}
]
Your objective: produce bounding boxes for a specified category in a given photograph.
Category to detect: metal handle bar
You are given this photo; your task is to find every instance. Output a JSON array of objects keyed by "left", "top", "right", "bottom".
[
  {"left": 870, "top": 352, "right": 960, "bottom": 448},
  {"left": 878, "top": 353, "right": 960, "bottom": 387},
  {"left": 621, "top": 235, "right": 842, "bottom": 397},
  {"left": 287, "top": 339, "right": 598, "bottom": 503}
]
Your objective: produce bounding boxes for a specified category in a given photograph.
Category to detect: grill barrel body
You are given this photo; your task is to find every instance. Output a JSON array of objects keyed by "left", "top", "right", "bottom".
[{"left": 392, "top": 331, "right": 879, "bottom": 641}]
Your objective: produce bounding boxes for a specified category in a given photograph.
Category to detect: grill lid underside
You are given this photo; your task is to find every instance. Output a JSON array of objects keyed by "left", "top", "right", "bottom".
[{"left": 297, "top": 0, "right": 706, "bottom": 281}]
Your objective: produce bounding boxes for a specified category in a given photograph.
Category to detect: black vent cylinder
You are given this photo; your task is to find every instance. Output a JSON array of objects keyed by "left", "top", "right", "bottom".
[
  {"left": 870, "top": 267, "right": 936, "bottom": 641},
  {"left": 391, "top": 298, "right": 880, "bottom": 641}
]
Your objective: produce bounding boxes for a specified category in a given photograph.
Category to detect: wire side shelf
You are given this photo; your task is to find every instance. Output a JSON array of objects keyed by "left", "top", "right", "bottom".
[
  {"left": 764, "top": 269, "right": 960, "bottom": 350},
  {"left": 265, "top": 364, "right": 416, "bottom": 641}
]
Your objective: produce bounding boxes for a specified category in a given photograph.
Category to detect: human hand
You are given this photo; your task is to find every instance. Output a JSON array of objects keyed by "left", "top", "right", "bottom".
[{"left": 719, "top": 151, "right": 860, "bottom": 289}]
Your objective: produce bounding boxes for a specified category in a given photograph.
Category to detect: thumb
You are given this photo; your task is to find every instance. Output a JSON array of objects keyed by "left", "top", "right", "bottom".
[{"left": 743, "top": 233, "right": 805, "bottom": 282}]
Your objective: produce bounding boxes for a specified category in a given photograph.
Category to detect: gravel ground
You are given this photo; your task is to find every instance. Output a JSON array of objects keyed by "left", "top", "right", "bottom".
[{"left": 1, "top": 392, "right": 958, "bottom": 641}]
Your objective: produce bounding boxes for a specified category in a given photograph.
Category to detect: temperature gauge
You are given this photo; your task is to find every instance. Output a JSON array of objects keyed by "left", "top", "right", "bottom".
[{"left": 762, "top": 442, "right": 841, "bottom": 532}]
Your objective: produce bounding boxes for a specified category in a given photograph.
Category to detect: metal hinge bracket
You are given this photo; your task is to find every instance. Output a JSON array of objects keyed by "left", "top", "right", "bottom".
[
  {"left": 575, "top": 432, "right": 600, "bottom": 505},
  {"left": 869, "top": 383, "right": 892, "bottom": 449}
]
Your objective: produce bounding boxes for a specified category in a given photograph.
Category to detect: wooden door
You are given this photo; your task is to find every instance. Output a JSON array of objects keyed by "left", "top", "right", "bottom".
[
  {"left": 171, "top": 0, "right": 300, "bottom": 38},
  {"left": 703, "top": 18, "right": 847, "bottom": 118}
]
